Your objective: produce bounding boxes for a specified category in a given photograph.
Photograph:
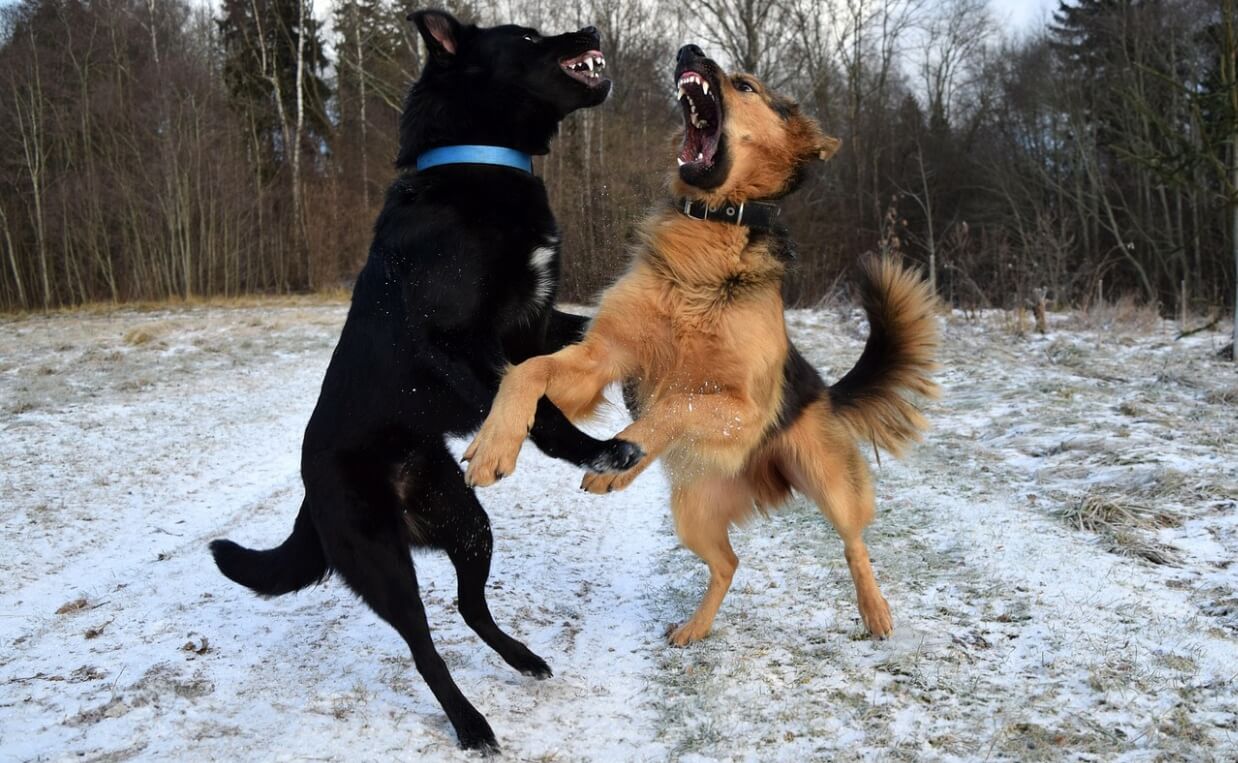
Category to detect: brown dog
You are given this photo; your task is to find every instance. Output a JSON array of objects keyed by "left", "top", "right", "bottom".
[{"left": 464, "top": 45, "right": 939, "bottom": 645}]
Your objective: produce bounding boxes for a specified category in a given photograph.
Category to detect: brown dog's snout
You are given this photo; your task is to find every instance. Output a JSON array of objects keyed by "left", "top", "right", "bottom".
[{"left": 677, "top": 44, "right": 706, "bottom": 67}]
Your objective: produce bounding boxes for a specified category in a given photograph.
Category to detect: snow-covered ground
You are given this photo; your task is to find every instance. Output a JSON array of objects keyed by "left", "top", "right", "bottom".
[{"left": 1, "top": 300, "right": 1235, "bottom": 761}]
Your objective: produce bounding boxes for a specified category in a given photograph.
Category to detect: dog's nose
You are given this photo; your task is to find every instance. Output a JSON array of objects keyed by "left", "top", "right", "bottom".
[
  {"left": 581, "top": 25, "right": 598, "bottom": 37},
  {"left": 678, "top": 44, "right": 705, "bottom": 64}
]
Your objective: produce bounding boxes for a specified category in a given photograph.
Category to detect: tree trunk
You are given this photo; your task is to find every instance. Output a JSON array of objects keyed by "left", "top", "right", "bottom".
[
  {"left": 1231, "top": 132, "right": 1237, "bottom": 360},
  {"left": 354, "top": 3, "right": 369, "bottom": 211},
  {"left": 0, "top": 203, "right": 26, "bottom": 309},
  {"left": 916, "top": 141, "right": 936, "bottom": 296},
  {"left": 293, "top": 0, "right": 308, "bottom": 288},
  {"left": 1226, "top": 0, "right": 1238, "bottom": 360}
]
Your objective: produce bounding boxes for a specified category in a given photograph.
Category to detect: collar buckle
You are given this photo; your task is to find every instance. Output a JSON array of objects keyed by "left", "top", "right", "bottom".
[{"left": 677, "top": 198, "right": 778, "bottom": 232}]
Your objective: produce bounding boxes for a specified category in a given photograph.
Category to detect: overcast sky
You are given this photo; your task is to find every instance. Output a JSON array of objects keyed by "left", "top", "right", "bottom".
[
  {"left": 1, "top": 0, "right": 1063, "bottom": 39},
  {"left": 990, "top": 0, "right": 1059, "bottom": 32}
]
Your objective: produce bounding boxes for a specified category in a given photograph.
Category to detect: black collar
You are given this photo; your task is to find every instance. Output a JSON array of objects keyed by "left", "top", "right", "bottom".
[{"left": 676, "top": 198, "right": 781, "bottom": 232}]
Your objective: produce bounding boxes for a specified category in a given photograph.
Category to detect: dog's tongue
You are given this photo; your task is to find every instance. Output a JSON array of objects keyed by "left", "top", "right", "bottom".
[
  {"left": 678, "top": 110, "right": 719, "bottom": 167},
  {"left": 676, "top": 74, "right": 720, "bottom": 167}
]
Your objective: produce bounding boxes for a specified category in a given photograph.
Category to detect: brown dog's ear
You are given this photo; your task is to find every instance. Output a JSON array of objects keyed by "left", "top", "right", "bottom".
[
  {"left": 816, "top": 135, "right": 842, "bottom": 161},
  {"left": 787, "top": 113, "right": 840, "bottom": 163}
]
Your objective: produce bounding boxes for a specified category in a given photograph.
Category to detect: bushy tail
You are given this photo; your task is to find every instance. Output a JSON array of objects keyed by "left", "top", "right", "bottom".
[
  {"left": 210, "top": 499, "right": 328, "bottom": 597},
  {"left": 828, "top": 255, "right": 941, "bottom": 457}
]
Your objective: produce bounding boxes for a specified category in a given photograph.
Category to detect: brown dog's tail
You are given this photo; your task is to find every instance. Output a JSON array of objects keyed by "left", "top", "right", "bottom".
[{"left": 828, "top": 255, "right": 940, "bottom": 457}]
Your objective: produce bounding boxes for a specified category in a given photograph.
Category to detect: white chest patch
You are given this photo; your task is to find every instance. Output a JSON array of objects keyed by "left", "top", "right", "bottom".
[{"left": 528, "top": 245, "right": 556, "bottom": 308}]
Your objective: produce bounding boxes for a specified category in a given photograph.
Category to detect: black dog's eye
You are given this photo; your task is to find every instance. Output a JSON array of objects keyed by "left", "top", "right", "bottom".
[
  {"left": 736, "top": 80, "right": 756, "bottom": 93},
  {"left": 522, "top": 33, "right": 538, "bottom": 43}
]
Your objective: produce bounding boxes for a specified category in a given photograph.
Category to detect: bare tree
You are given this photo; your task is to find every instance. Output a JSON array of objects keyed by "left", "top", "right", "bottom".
[
  {"left": 684, "top": 0, "right": 795, "bottom": 84},
  {"left": 917, "top": 0, "right": 992, "bottom": 127}
]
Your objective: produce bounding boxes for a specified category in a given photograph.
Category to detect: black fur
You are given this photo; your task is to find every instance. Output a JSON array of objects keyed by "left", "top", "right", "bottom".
[
  {"left": 210, "top": 10, "right": 636, "bottom": 754},
  {"left": 773, "top": 343, "right": 828, "bottom": 433},
  {"left": 828, "top": 270, "right": 897, "bottom": 413}
]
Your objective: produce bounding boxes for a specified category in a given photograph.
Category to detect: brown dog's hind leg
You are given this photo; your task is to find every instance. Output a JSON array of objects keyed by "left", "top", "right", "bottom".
[
  {"left": 667, "top": 477, "right": 748, "bottom": 646},
  {"left": 778, "top": 404, "right": 893, "bottom": 638}
]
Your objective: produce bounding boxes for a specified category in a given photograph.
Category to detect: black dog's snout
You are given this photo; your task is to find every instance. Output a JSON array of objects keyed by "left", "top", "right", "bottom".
[
  {"left": 678, "top": 44, "right": 705, "bottom": 64},
  {"left": 580, "top": 25, "right": 599, "bottom": 39}
]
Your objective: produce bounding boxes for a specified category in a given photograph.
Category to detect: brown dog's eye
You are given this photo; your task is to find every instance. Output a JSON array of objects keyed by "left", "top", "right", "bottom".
[{"left": 735, "top": 80, "right": 756, "bottom": 93}]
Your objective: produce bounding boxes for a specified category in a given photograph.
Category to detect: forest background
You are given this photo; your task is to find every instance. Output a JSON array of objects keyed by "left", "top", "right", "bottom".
[{"left": 2, "top": 0, "right": 1237, "bottom": 328}]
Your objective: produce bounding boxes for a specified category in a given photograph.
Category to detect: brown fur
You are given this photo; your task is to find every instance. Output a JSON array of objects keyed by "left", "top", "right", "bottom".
[{"left": 465, "top": 65, "right": 939, "bottom": 645}]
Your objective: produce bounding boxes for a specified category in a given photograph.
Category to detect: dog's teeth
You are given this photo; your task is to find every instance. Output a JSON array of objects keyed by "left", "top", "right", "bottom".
[
  {"left": 677, "top": 86, "right": 685, "bottom": 100},
  {"left": 697, "top": 152, "right": 703, "bottom": 160},
  {"left": 677, "top": 157, "right": 686, "bottom": 166},
  {"left": 701, "top": 81, "right": 709, "bottom": 95}
]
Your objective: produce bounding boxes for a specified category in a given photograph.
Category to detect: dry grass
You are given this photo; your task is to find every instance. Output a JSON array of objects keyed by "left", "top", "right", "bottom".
[
  {"left": 1204, "top": 385, "right": 1238, "bottom": 405},
  {"left": 122, "top": 325, "right": 166, "bottom": 346},
  {"left": 1043, "top": 338, "right": 1087, "bottom": 367},
  {"left": 1065, "top": 294, "right": 1163, "bottom": 334},
  {"left": 1055, "top": 492, "right": 1182, "bottom": 565},
  {"left": 1058, "top": 492, "right": 1181, "bottom": 531},
  {"left": 0, "top": 290, "right": 351, "bottom": 319}
]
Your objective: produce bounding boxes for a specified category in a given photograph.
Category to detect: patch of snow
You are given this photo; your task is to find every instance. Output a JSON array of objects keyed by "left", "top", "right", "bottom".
[{"left": 0, "top": 304, "right": 1234, "bottom": 760}]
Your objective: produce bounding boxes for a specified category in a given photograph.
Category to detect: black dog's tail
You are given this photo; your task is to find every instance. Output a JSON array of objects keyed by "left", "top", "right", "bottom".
[{"left": 210, "top": 499, "right": 328, "bottom": 597}]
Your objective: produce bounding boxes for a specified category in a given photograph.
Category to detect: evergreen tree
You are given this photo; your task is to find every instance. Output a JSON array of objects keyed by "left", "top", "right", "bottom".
[{"left": 218, "top": 0, "right": 332, "bottom": 173}]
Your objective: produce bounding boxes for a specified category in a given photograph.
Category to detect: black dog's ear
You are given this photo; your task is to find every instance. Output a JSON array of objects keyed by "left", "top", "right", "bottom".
[{"left": 409, "top": 9, "right": 461, "bottom": 60}]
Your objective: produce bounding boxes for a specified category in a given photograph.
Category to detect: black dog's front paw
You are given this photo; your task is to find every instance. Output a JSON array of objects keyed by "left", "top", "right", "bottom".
[
  {"left": 588, "top": 438, "right": 643, "bottom": 473},
  {"left": 454, "top": 712, "right": 500, "bottom": 754},
  {"left": 499, "top": 641, "right": 553, "bottom": 680},
  {"left": 518, "top": 653, "right": 553, "bottom": 680}
]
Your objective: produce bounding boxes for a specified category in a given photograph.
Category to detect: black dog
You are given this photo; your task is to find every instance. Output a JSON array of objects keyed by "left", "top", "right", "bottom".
[{"left": 210, "top": 9, "right": 638, "bottom": 752}]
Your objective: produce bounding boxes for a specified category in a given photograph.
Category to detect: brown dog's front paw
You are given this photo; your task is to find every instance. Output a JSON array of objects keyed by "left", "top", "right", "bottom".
[
  {"left": 463, "top": 429, "right": 523, "bottom": 488},
  {"left": 858, "top": 593, "right": 893, "bottom": 639},
  {"left": 580, "top": 470, "right": 616, "bottom": 494},
  {"left": 666, "top": 619, "right": 710, "bottom": 647},
  {"left": 581, "top": 466, "right": 635, "bottom": 494},
  {"left": 580, "top": 454, "right": 650, "bottom": 494}
]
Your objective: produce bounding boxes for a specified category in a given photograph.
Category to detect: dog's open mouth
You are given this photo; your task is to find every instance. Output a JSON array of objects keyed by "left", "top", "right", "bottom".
[
  {"left": 560, "top": 50, "right": 609, "bottom": 87},
  {"left": 676, "top": 70, "right": 722, "bottom": 169}
]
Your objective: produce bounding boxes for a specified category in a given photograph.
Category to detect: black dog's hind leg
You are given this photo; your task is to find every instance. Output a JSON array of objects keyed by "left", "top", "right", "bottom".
[
  {"left": 411, "top": 446, "right": 552, "bottom": 678},
  {"left": 306, "top": 456, "right": 498, "bottom": 753}
]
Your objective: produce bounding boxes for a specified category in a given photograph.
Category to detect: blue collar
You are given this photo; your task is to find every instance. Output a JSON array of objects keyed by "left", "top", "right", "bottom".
[{"left": 415, "top": 145, "right": 534, "bottom": 174}]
